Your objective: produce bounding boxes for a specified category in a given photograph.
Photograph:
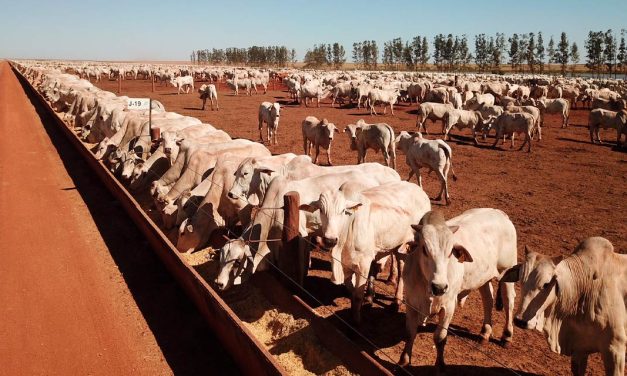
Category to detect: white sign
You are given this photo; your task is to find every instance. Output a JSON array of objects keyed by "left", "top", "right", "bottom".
[{"left": 127, "top": 98, "right": 150, "bottom": 110}]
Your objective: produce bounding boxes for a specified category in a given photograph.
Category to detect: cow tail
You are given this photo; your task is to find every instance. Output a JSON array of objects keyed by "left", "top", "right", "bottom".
[
  {"left": 495, "top": 282, "right": 504, "bottom": 311},
  {"left": 387, "top": 125, "right": 397, "bottom": 166},
  {"left": 438, "top": 141, "right": 457, "bottom": 182}
]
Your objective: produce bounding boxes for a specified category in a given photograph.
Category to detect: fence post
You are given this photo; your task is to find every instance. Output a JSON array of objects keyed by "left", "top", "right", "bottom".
[
  {"left": 282, "top": 191, "right": 306, "bottom": 286},
  {"left": 118, "top": 73, "right": 121, "bottom": 93},
  {"left": 151, "top": 72, "right": 155, "bottom": 93}
]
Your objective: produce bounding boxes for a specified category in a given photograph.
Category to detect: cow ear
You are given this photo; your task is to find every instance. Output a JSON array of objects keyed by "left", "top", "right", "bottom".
[
  {"left": 186, "top": 224, "right": 194, "bottom": 233},
  {"left": 397, "top": 241, "right": 418, "bottom": 255},
  {"left": 500, "top": 264, "right": 521, "bottom": 283},
  {"left": 452, "top": 244, "right": 473, "bottom": 262},
  {"left": 524, "top": 245, "right": 533, "bottom": 257},
  {"left": 299, "top": 201, "right": 319, "bottom": 213},
  {"left": 448, "top": 225, "right": 460, "bottom": 234},
  {"left": 551, "top": 255, "right": 564, "bottom": 266},
  {"left": 345, "top": 201, "right": 363, "bottom": 212},
  {"left": 175, "top": 137, "right": 185, "bottom": 146},
  {"left": 257, "top": 166, "right": 275, "bottom": 175},
  {"left": 334, "top": 127, "right": 339, "bottom": 133}
]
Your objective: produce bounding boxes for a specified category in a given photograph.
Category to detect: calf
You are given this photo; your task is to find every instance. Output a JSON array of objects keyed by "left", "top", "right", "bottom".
[
  {"left": 258, "top": 102, "right": 280, "bottom": 145},
  {"left": 198, "top": 84, "right": 218, "bottom": 110},
  {"left": 536, "top": 97, "right": 569, "bottom": 128},
  {"left": 302, "top": 116, "right": 339, "bottom": 165},
  {"left": 395, "top": 131, "right": 457, "bottom": 204},
  {"left": 344, "top": 119, "right": 396, "bottom": 168},
  {"left": 399, "top": 209, "right": 517, "bottom": 372}
]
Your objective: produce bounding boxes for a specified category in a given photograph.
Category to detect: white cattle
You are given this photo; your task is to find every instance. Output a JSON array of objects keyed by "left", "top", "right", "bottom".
[
  {"left": 344, "top": 119, "right": 396, "bottom": 168},
  {"left": 171, "top": 75, "right": 194, "bottom": 94},
  {"left": 501, "top": 238, "right": 626, "bottom": 376},
  {"left": 399, "top": 209, "right": 517, "bottom": 372},
  {"left": 416, "top": 102, "right": 455, "bottom": 134},
  {"left": 588, "top": 109, "right": 627, "bottom": 144},
  {"left": 368, "top": 88, "right": 400, "bottom": 116},
  {"left": 302, "top": 116, "right": 339, "bottom": 165},
  {"left": 258, "top": 102, "right": 281, "bottom": 145},
  {"left": 156, "top": 141, "right": 271, "bottom": 228},
  {"left": 464, "top": 93, "right": 495, "bottom": 110},
  {"left": 300, "top": 81, "right": 331, "bottom": 107},
  {"left": 443, "top": 109, "right": 486, "bottom": 144},
  {"left": 490, "top": 112, "right": 536, "bottom": 152},
  {"left": 198, "top": 84, "right": 219, "bottom": 111},
  {"left": 301, "top": 181, "right": 431, "bottom": 323},
  {"left": 215, "top": 171, "right": 401, "bottom": 290},
  {"left": 395, "top": 131, "right": 457, "bottom": 204}
]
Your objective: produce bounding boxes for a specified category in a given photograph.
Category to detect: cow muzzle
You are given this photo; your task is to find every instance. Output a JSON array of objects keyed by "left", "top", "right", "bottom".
[
  {"left": 514, "top": 317, "right": 530, "bottom": 329},
  {"left": 431, "top": 282, "right": 448, "bottom": 296},
  {"left": 320, "top": 237, "right": 338, "bottom": 250}
]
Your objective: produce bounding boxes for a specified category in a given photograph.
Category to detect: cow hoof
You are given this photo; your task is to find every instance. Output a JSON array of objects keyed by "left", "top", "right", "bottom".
[
  {"left": 398, "top": 353, "right": 410, "bottom": 367},
  {"left": 364, "top": 295, "right": 374, "bottom": 305}
]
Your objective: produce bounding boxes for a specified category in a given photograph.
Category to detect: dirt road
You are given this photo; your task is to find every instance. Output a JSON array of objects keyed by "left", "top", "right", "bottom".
[{"left": 0, "top": 61, "right": 238, "bottom": 375}]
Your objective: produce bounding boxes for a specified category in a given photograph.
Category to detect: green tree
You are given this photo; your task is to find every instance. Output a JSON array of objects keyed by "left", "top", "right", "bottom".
[
  {"left": 585, "top": 31, "right": 605, "bottom": 76},
  {"left": 535, "top": 32, "right": 545, "bottom": 72},
  {"left": 603, "top": 29, "right": 617, "bottom": 76},
  {"left": 618, "top": 30, "right": 626, "bottom": 75},
  {"left": 556, "top": 32, "right": 570, "bottom": 75},
  {"left": 547, "top": 36, "right": 556, "bottom": 69},
  {"left": 508, "top": 33, "right": 520, "bottom": 71},
  {"left": 331, "top": 43, "right": 346, "bottom": 69},
  {"left": 570, "top": 42, "right": 580, "bottom": 73},
  {"left": 474, "top": 33, "right": 489, "bottom": 72}
]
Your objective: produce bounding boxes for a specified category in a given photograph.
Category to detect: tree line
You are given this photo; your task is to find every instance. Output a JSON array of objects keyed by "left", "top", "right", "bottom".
[
  {"left": 190, "top": 29, "right": 627, "bottom": 76},
  {"left": 190, "top": 46, "right": 296, "bottom": 67},
  {"left": 302, "top": 43, "right": 347, "bottom": 69}
]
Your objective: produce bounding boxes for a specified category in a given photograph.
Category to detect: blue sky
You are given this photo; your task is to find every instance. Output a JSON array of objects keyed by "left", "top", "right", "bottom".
[{"left": 0, "top": 0, "right": 625, "bottom": 61}]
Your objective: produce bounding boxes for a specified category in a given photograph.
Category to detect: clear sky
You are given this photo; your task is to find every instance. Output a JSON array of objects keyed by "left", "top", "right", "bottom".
[{"left": 0, "top": 0, "right": 625, "bottom": 61}]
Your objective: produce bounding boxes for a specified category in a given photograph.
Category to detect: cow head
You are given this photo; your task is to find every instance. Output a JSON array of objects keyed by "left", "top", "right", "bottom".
[
  {"left": 129, "top": 162, "right": 147, "bottom": 191},
  {"left": 215, "top": 239, "right": 253, "bottom": 291},
  {"left": 408, "top": 211, "right": 473, "bottom": 297},
  {"left": 300, "top": 189, "right": 362, "bottom": 251},
  {"left": 321, "top": 119, "right": 339, "bottom": 141},
  {"left": 343, "top": 123, "right": 360, "bottom": 150},
  {"left": 271, "top": 103, "right": 281, "bottom": 128},
  {"left": 501, "top": 246, "right": 562, "bottom": 331},
  {"left": 228, "top": 158, "right": 274, "bottom": 201}
]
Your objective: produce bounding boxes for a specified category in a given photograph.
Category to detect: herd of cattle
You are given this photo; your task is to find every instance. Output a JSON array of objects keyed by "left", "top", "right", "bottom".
[{"left": 15, "top": 60, "right": 625, "bottom": 376}]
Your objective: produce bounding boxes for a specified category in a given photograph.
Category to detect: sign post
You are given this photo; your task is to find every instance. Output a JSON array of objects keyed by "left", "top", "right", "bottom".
[{"left": 127, "top": 98, "right": 156, "bottom": 140}]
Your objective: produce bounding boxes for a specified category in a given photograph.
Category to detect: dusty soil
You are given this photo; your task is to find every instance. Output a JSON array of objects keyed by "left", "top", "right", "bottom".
[
  {"left": 0, "top": 62, "right": 238, "bottom": 375},
  {"left": 93, "top": 76, "right": 627, "bottom": 375}
]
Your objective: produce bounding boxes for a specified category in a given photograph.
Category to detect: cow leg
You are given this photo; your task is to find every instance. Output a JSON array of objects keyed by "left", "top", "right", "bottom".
[
  {"left": 500, "top": 281, "right": 515, "bottom": 345},
  {"left": 351, "top": 260, "right": 370, "bottom": 325},
  {"left": 326, "top": 145, "right": 333, "bottom": 166},
  {"left": 364, "top": 261, "right": 379, "bottom": 305},
  {"left": 601, "top": 338, "right": 625, "bottom": 376},
  {"left": 478, "top": 282, "right": 494, "bottom": 343},
  {"left": 434, "top": 305, "right": 454, "bottom": 374},
  {"left": 390, "top": 103, "right": 394, "bottom": 115},
  {"left": 314, "top": 144, "right": 320, "bottom": 164},
  {"left": 382, "top": 148, "right": 390, "bottom": 167},
  {"left": 393, "top": 256, "right": 404, "bottom": 309},
  {"left": 398, "top": 307, "right": 419, "bottom": 366},
  {"left": 259, "top": 120, "right": 264, "bottom": 142},
  {"left": 436, "top": 169, "right": 450, "bottom": 205},
  {"left": 570, "top": 353, "right": 589, "bottom": 376}
]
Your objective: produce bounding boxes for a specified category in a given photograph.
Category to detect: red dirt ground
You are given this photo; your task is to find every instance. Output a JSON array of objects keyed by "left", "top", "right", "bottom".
[
  {"left": 93, "top": 76, "right": 626, "bottom": 376},
  {"left": 0, "top": 62, "right": 238, "bottom": 375}
]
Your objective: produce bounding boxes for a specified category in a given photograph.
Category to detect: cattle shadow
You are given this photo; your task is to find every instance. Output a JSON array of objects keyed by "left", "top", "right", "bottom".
[
  {"left": 556, "top": 137, "right": 625, "bottom": 152},
  {"left": 16, "top": 71, "right": 240, "bottom": 375},
  {"left": 381, "top": 362, "right": 542, "bottom": 376},
  {"left": 183, "top": 107, "right": 204, "bottom": 111}
]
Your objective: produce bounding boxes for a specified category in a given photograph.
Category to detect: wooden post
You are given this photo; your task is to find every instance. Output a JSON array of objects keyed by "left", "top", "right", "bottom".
[
  {"left": 151, "top": 73, "right": 155, "bottom": 93},
  {"left": 117, "top": 73, "right": 121, "bottom": 93},
  {"left": 281, "top": 191, "right": 306, "bottom": 286}
]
